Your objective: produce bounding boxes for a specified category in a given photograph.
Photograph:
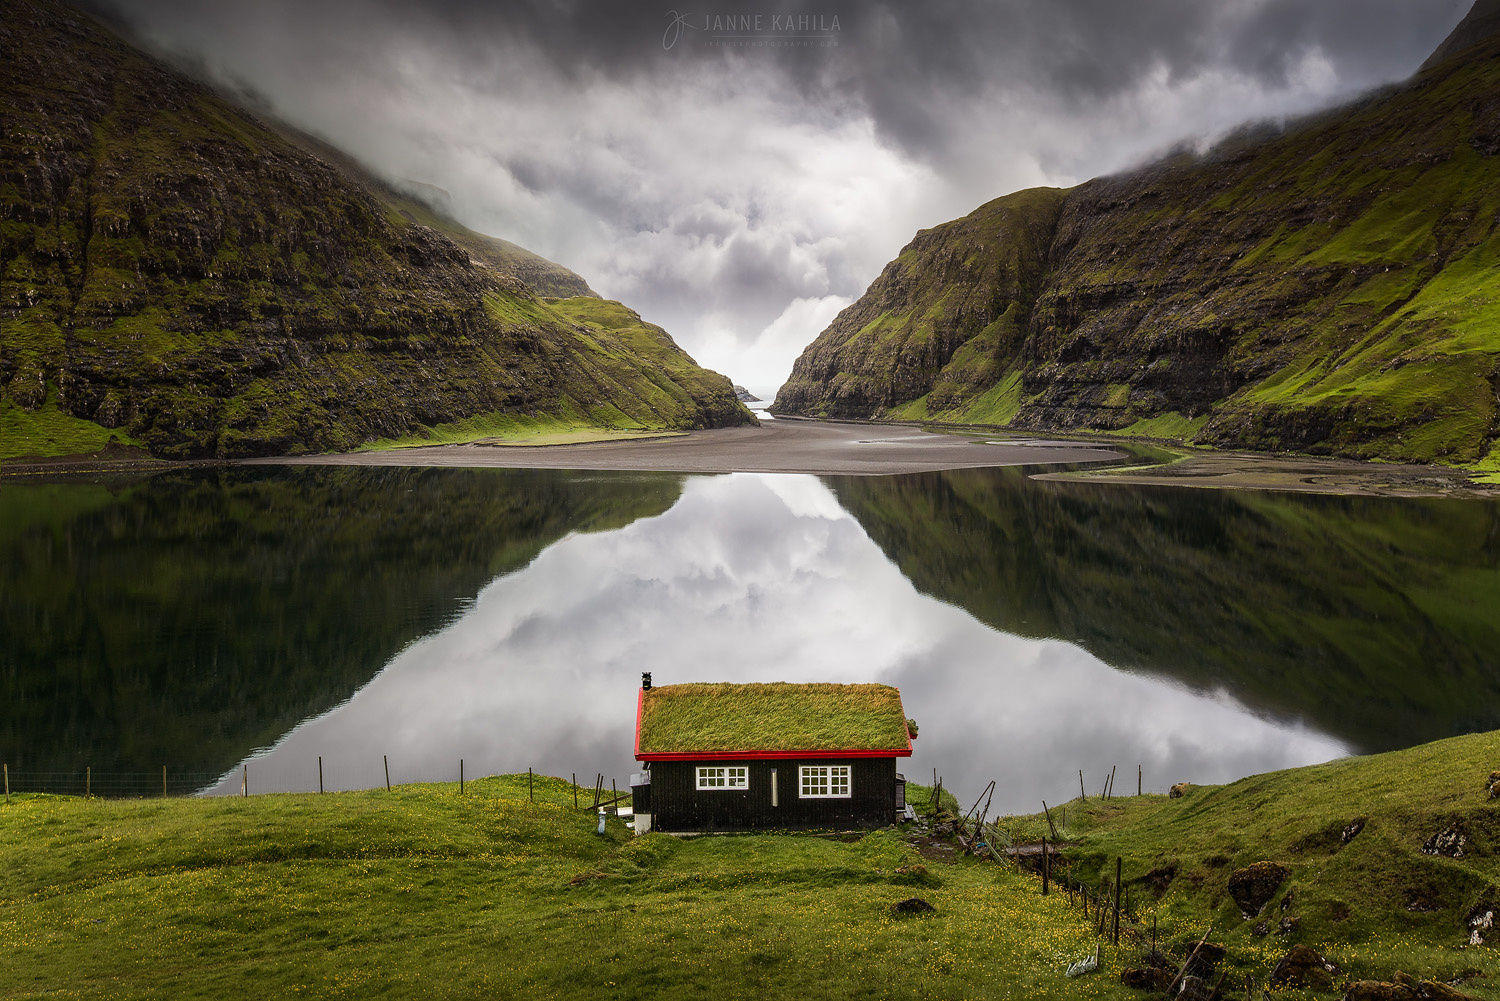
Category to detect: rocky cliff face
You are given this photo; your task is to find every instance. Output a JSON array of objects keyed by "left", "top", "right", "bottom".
[
  {"left": 775, "top": 3, "right": 1500, "bottom": 467},
  {"left": 0, "top": 0, "right": 753, "bottom": 460}
]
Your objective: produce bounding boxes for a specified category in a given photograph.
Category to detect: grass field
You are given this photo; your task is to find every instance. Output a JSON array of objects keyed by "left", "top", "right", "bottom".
[
  {"left": 0, "top": 777, "right": 1116, "bottom": 1000},
  {"left": 7, "top": 731, "right": 1500, "bottom": 999}
]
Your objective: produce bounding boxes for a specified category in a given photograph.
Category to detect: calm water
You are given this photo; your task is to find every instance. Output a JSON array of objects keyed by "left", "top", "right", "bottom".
[{"left": 3, "top": 465, "right": 1498, "bottom": 812}]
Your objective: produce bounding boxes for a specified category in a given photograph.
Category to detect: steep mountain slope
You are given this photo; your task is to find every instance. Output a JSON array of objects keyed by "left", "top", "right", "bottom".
[
  {"left": 0, "top": 0, "right": 752, "bottom": 461},
  {"left": 776, "top": 2, "right": 1500, "bottom": 468},
  {"left": 272, "top": 134, "right": 597, "bottom": 299}
]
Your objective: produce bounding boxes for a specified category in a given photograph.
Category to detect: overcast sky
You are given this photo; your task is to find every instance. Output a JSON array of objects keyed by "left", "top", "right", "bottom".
[{"left": 101, "top": 0, "right": 1469, "bottom": 396}]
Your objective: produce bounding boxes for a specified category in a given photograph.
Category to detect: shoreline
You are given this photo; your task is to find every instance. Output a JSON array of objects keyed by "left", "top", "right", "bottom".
[
  {"left": 3, "top": 418, "right": 1496, "bottom": 498},
  {"left": 241, "top": 419, "right": 1128, "bottom": 477}
]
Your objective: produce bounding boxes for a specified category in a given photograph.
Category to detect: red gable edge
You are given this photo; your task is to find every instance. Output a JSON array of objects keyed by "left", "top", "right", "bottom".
[{"left": 634, "top": 687, "right": 914, "bottom": 762}]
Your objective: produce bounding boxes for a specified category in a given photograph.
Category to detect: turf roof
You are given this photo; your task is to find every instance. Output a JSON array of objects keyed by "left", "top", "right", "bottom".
[{"left": 636, "top": 682, "right": 910, "bottom": 754}]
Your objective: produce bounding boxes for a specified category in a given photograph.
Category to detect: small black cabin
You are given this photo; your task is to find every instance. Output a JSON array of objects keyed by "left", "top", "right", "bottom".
[{"left": 630, "top": 676, "right": 914, "bottom": 833}]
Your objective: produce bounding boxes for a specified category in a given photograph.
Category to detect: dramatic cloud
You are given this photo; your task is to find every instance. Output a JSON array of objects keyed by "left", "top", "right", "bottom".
[{"left": 96, "top": 0, "right": 1468, "bottom": 397}]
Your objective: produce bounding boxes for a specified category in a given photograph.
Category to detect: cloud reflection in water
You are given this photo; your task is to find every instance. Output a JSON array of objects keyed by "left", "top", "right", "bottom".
[{"left": 220, "top": 473, "right": 1347, "bottom": 809}]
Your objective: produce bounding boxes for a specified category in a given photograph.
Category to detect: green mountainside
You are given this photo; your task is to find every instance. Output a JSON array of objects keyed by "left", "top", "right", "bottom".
[
  {"left": 776, "top": 3, "right": 1500, "bottom": 469},
  {"left": 0, "top": 0, "right": 753, "bottom": 461}
]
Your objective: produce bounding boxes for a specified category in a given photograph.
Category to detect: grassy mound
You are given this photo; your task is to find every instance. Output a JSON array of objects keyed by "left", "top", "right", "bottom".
[{"left": 1012, "top": 729, "right": 1500, "bottom": 995}]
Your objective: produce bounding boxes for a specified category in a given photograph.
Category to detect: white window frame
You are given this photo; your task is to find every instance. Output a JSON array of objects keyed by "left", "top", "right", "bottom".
[
  {"left": 798, "top": 764, "right": 852, "bottom": 799},
  {"left": 695, "top": 765, "right": 748, "bottom": 791}
]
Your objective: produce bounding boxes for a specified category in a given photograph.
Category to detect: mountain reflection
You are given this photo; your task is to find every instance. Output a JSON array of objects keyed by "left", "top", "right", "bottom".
[
  {"left": 0, "top": 466, "right": 683, "bottom": 787},
  {"left": 828, "top": 468, "right": 1500, "bottom": 753},
  {"left": 7, "top": 466, "right": 1496, "bottom": 810},
  {"left": 215, "top": 474, "right": 1352, "bottom": 810}
]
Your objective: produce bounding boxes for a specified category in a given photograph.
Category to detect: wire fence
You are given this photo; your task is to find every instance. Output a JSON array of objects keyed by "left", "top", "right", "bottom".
[
  {"left": 0, "top": 761, "right": 631, "bottom": 805},
  {"left": 3, "top": 769, "right": 223, "bottom": 798}
]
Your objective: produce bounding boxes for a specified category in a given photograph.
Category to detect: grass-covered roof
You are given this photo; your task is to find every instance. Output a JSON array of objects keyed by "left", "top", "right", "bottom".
[{"left": 636, "top": 682, "right": 910, "bottom": 755}]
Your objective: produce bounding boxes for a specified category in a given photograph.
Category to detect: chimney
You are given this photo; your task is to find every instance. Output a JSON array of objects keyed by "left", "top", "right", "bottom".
[{"left": 641, "top": 671, "right": 652, "bottom": 691}]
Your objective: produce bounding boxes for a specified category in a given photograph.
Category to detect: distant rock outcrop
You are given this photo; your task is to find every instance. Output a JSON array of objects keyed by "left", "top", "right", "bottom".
[{"left": 733, "top": 385, "right": 761, "bottom": 403}]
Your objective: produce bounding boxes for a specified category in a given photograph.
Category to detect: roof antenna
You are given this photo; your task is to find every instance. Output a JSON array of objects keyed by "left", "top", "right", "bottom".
[{"left": 642, "top": 671, "right": 652, "bottom": 691}]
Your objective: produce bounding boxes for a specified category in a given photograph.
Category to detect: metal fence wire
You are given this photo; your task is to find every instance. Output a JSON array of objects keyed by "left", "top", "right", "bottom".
[{"left": 4, "top": 771, "right": 223, "bottom": 798}]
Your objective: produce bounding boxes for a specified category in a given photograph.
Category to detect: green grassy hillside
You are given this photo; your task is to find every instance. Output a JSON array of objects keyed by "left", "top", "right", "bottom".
[
  {"left": 775, "top": 4, "right": 1500, "bottom": 470},
  {"left": 1012, "top": 728, "right": 1500, "bottom": 997},
  {"left": 0, "top": 0, "right": 753, "bottom": 461},
  {"left": 8, "top": 739, "right": 1500, "bottom": 998},
  {"left": 0, "top": 777, "right": 1112, "bottom": 1000}
]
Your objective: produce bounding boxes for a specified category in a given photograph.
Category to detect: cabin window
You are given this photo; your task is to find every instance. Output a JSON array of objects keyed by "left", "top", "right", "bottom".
[
  {"left": 696, "top": 766, "right": 748, "bottom": 791},
  {"left": 799, "top": 765, "right": 851, "bottom": 799}
]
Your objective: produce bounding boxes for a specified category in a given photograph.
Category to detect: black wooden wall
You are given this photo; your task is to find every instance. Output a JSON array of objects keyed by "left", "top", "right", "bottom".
[{"left": 642, "top": 757, "right": 898, "bottom": 832}]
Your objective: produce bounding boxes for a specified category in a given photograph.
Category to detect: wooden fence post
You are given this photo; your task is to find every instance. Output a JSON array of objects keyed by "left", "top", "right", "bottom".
[
  {"left": 1042, "top": 800, "right": 1059, "bottom": 840},
  {"left": 572, "top": 773, "right": 578, "bottom": 808},
  {"left": 241, "top": 765, "right": 247, "bottom": 798},
  {"left": 528, "top": 767, "right": 533, "bottom": 802},
  {"left": 1041, "top": 837, "right": 1049, "bottom": 895},
  {"left": 1165, "top": 926, "right": 1215, "bottom": 996},
  {"left": 86, "top": 765, "right": 91, "bottom": 799},
  {"left": 1138, "top": 764, "right": 1142, "bottom": 796},
  {"left": 162, "top": 764, "right": 167, "bottom": 797},
  {"left": 460, "top": 759, "right": 464, "bottom": 795},
  {"left": 384, "top": 755, "right": 390, "bottom": 792},
  {"left": 1112, "top": 856, "right": 1122, "bottom": 944},
  {"left": 1079, "top": 770, "right": 1086, "bottom": 801},
  {"left": 318, "top": 756, "right": 324, "bottom": 794},
  {"left": 3, "top": 762, "right": 8, "bottom": 803}
]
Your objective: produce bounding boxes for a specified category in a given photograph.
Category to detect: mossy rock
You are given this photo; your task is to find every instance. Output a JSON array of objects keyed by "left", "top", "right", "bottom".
[{"left": 1228, "top": 861, "right": 1291, "bottom": 917}]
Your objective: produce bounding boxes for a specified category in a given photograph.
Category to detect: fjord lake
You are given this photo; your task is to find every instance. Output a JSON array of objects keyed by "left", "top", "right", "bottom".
[{"left": 4, "top": 466, "right": 1498, "bottom": 812}]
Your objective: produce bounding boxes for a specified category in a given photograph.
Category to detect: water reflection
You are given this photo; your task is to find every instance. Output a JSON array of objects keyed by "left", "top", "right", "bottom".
[
  {"left": 829, "top": 468, "right": 1500, "bottom": 753},
  {"left": 210, "top": 474, "right": 1350, "bottom": 811},
  {"left": 5, "top": 465, "right": 1496, "bottom": 811},
  {"left": 0, "top": 467, "right": 682, "bottom": 790}
]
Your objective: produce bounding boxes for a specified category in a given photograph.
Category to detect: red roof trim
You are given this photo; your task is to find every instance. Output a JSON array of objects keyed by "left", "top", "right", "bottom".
[
  {"left": 638, "top": 747, "right": 911, "bottom": 762},
  {"left": 633, "top": 684, "right": 916, "bottom": 761}
]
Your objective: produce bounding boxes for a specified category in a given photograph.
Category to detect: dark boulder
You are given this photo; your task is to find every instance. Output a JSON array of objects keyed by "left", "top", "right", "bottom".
[
  {"left": 1270, "top": 944, "right": 1336, "bottom": 989},
  {"left": 1121, "top": 950, "right": 1174, "bottom": 991},
  {"left": 1343, "top": 983, "right": 1415, "bottom": 1001},
  {"left": 889, "top": 897, "right": 936, "bottom": 917},
  {"left": 1228, "top": 861, "right": 1291, "bottom": 917},
  {"left": 1342, "top": 975, "right": 1478, "bottom": 1001},
  {"left": 1120, "top": 967, "right": 1168, "bottom": 991},
  {"left": 1185, "top": 942, "right": 1226, "bottom": 979},
  {"left": 1423, "top": 825, "right": 1467, "bottom": 859}
]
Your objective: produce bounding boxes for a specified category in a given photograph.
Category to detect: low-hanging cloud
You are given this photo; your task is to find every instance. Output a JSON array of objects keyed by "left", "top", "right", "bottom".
[{"left": 95, "top": 0, "right": 1468, "bottom": 397}]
